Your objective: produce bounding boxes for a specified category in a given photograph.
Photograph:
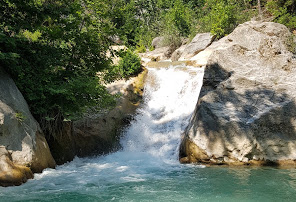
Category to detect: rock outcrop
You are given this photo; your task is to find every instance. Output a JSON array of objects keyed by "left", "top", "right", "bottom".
[
  {"left": 171, "top": 45, "right": 187, "bottom": 61},
  {"left": 73, "top": 70, "right": 147, "bottom": 157},
  {"left": 152, "top": 36, "right": 166, "bottom": 49},
  {"left": 180, "top": 21, "right": 296, "bottom": 166},
  {"left": 143, "top": 36, "right": 186, "bottom": 62},
  {"left": 141, "top": 46, "right": 179, "bottom": 62},
  {"left": 48, "top": 70, "right": 147, "bottom": 164},
  {"left": 0, "top": 68, "right": 55, "bottom": 186},
  {"left": 176, "top": 33, "right": 215, "bottom": 61}
]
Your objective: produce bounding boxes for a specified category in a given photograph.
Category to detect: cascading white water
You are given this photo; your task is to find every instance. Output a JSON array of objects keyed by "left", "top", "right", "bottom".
[
  {"left": 22, "top": 64, "right": 204, "bottom": 189},
  {"left": 120, "top": 65, "right": 204, "bottom": 161},
  {"left": 2, "top": 64, "right": 296, "bottom": 202}
]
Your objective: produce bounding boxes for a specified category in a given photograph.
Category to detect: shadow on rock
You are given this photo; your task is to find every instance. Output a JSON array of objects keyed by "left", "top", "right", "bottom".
[{"left": 180, "top": 62, "right": 296, "bottom": 167}]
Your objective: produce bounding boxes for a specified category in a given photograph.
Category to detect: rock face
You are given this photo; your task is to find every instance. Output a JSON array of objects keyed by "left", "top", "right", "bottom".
[
  {"left": 0, "top": 68, "right": 55, "bottom": 186},
  {"left": 177, "top": 33, "right": 215, "bottom": 61},
  {"left": 171, "top": 45, "right": 187, "bottom": 61},
  {"left": 141, "top": 46, "right": 172, "bottom": 62},
  {"left": 48, "top": 70, "right": 147, "bottom": 164},
  {"left": 0, "top": 146, "right": 33, "bottom": 187},
  {"left": 73, "top": 71, "right": 147, "bottom": 157},
  {"left": 180, "top": 21, "right": 296, "bottom": 166},
  {"left": 151, "top": 36, "right": 165, "bottom": 49}
]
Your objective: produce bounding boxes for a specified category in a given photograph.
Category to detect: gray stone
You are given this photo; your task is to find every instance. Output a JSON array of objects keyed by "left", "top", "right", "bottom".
[
  {"left": 0, "top": 68, "right": 55, "bottom": 186},
  {"left": 141, "top": 46, "right": 172, "bottom": 62},
  {"left": 48, "top": 70, "right": 147, "bottom": 164},
  {"left": 171, "top": 45, "right": 187, "bottom": 61},
  {"left": 180, "top": 21, "right": 296, "bottom": 166},
  {"left": 151, "top": 36, "right": 165, "bottom": 49},
  {"left": 179, "top": 33, "right": 215, "bottom": 60}
]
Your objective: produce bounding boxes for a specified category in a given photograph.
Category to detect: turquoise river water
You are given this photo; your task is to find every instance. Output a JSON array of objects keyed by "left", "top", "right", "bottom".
[{"left": 1, "top": 65, "right": 296, "bottom": 201}]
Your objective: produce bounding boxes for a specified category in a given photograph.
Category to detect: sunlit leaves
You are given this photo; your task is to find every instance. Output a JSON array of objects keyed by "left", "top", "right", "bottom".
[{"left": 0, "top": 0, "right": 116, "bottom": 122}]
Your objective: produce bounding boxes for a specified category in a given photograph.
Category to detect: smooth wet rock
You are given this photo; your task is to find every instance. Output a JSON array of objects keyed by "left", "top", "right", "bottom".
[
  {"left": 0, "top": 68, "right": 55, "bottom": 186},
  {"left": 180, "top": 21, "right": 296, "bottom": 166}
]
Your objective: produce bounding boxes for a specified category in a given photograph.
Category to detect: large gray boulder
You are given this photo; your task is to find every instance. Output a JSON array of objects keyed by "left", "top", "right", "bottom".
[
  {"left": 178, "top": 33, "right": 215, "bottom": 61},
  {"left": 0, "top": 68, "right": 55, "bottom": 186},
  {"left": 180, "top": 21, "right": 296, "bottom": 166}
]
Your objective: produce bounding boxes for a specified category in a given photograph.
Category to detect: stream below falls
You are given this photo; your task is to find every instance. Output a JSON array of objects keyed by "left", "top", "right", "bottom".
[{"left": 1, "top": 64, "right": 296, "bottom": 201}]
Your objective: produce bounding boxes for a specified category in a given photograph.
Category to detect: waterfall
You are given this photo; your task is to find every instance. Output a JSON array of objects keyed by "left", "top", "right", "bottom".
[
  {"left": 120, "top": 65, "right": 204, "bottom": 162},
  {"left": 2, "top": 64, "right": 295, "bottom": 202}
]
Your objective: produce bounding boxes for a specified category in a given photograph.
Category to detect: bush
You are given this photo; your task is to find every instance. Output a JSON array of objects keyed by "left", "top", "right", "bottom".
[
  {"left": 0, "top": 0, "right": 116, "bottom": 123},
  {"left": 267, "top": 0, "right": 296, "bottom": 30},
  {"left": 135, "top": 43, "right": 147, "bottom": 53},
  {"left": 117, "top": 50, "right": 142, "bottom": 77},
  {"left": 103, "top": 49, "right": 142, "bottom": 82},
  {"left": 198, "top": 1, "right": 237, "bottom": 38},
  {"left": 197, "top": 0, "right": 254, "bottom": 38},
  {"left": 162, "top": 0, "right": 196, "bottom": 38}
]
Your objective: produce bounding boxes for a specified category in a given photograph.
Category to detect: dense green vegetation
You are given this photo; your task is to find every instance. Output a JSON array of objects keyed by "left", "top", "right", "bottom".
[
  {"left": 0, "top": 0, "right": 295, "bottom": 136},
  {"left": 266, "top": 0, "right": 296, "bottom": 29},
  {"left": 0, "top": 0, "right": 116, "bottom": 121},
  {"left": 103, "top": 50, "right": 143, "bottom": 83},
  {"left": 100, "top": 0, "right": 296, "bottom": 48}
]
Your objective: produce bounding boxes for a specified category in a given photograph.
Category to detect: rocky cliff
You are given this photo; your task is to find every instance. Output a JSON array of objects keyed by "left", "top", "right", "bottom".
[
  {"left": 179, "top": 21, "right": 296, "bottom": 166},
  {"left": 0, "top": 68, "right": 55, "bottom": 186},
  {"left": 47, "top": 69, "right": 147, "bottom": 164}
]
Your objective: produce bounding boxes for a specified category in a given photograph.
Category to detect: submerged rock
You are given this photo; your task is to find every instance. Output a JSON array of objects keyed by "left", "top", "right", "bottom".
[
  {"left": 0, "top": 68, "right": 55, "bottom": 186},
  {"left": 180, "top": 21, "right": 296, "bottom": 166}
]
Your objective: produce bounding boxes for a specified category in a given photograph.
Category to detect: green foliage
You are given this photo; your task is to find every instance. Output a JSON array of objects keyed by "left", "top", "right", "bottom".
[
  {"left": 163, "top": 0, "right": 195, "bottom": 37},
  {"left": 118, "top": 50, "right": 142, "bottom": 77},
  {"left": 15, "top": 112, "right": 26, "bottom": 123},
  {"left": 267, "top": 0, "right": 296, "bottom": 30},
  {"left": 103, "top": 50, "right": 142, "bottom": 82},
  {"left": 198, "top": 0, "right": 252, "bottom": 38},
  {"left": 202, "top": 1, "right": 236, "bottom": 38},
  {"left": 0, "top": 0, "right": 116, "bottom": 124},
  {"left": 135, "top": 43, "right": 147, "bottom": 53},
  {"left": 107, "top": 0, "right": 256, "bottom": 47}
]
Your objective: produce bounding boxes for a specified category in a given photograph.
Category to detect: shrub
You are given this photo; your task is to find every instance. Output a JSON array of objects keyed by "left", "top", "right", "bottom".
[
  {"left": 117, "top": 50, "right": 142, "bottom": 78},
  {"left": 135, "top": 43, "right": 147, "bottom": 53},
  {"left": 162, "top": 0, "right": 196, "bottom": 38},
  {"left": 103, "top": 49, "right": 142, "bottom": 82},
  {"left": 199, "top": 1, "right": 237, "bottom": 38},
  {"left": 0, "top": 0, "right": 116, "bottom": 123},
  {"left": 197, "top": 0, "right": 254, "bottom": 38},
  {"left": 267, "top": 0, "right": 296, "bottom": 30}
]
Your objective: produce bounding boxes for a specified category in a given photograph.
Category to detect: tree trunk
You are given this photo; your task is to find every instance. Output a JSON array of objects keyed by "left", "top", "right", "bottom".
[{"left": 258, "top": 0, "right": 262, "bottom": 20}]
